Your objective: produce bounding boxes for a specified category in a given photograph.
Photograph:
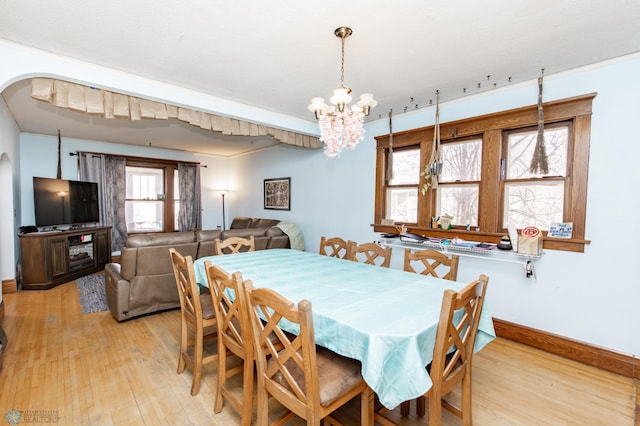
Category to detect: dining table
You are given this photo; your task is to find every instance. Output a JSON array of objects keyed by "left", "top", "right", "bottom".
[{"left": 193, "top": 248, "right": 495, "bottom": 409}]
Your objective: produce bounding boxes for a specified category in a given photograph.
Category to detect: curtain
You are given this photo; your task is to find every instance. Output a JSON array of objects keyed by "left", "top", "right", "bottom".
[
  {"left": 177, "top": 163, "right": 201, "bottom": 231},
  {"left": 78, "top": 153, "right": 107, "bottom": 226},
  {"left": 78, "top": 153, "right": 127, "bottom": 251}
]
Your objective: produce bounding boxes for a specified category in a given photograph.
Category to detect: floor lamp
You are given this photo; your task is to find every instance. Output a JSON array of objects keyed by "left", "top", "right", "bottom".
[{"left": 218, "top": 189, "right": 229, "bottom": 230}]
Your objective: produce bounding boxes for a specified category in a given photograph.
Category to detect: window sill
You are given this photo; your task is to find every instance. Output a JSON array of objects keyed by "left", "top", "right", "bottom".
[{"left": 371, "top": 224, "right": 590, "bottom": 253}]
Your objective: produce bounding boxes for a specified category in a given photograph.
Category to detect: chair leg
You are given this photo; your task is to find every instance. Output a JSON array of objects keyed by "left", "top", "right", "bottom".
[
  {"left": 240, "top": 358, "right": 254, "bottom": 426},
  {"left": 400, "top": 401, "right": 410, "bottom": 417},
  {"left": 177, "top": 320, "right": 187, "bottom": 374},
  {"left": 214, "top": 339, "right": 226, "bottom": 413},
  {"left": 417, "top": 395, "right": 426, "bottom": 417},
  {"left": 190, "top": 328, "right": 204, "bottom": 396},
  {"left": 428, "top": 395, "right": 441, "bottom": 426},
  {"left": 461, "top": 373, "right": 472, "bottom": 426},
  {"left": 255, "top": 377, "right": 269, "bottom": 426},
  {"left": 361, "top": 387, "right": 374, "bottom": 426}
]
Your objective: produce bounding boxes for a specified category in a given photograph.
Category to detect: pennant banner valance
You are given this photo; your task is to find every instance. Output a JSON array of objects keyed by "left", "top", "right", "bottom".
[{"left": 30, "top": 78, "right": 322, "bottom": 149}]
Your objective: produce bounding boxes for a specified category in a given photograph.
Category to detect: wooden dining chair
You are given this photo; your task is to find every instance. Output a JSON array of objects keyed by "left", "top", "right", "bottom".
[
  {"left": 404, "top": 248, "right": 459, "bottom": 281},
  {"left": 204, "top": 261, "right": 254, "bottom": 426},
  {"left": 214, "top": 235, "right": 255, "bottom": 255},
  {"left": 245, "top": 284, "right": 375, "bottom": 426},
  {"left": 169, "top": 248, "right": 218, "bottom": 396},
  {"left": 400, "top": 275, "right": 489, "bottom": 425},
  {"left": 319, "top": 236, "right": 351, "bottom": 259},
  {"left": 347, "top": 241, "right": 393, "bottom": 268}
]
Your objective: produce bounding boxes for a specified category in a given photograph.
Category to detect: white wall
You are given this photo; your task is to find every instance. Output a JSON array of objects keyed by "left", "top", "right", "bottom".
[{"left": 230, "top": 54, "right": 640, "bottom": 357}]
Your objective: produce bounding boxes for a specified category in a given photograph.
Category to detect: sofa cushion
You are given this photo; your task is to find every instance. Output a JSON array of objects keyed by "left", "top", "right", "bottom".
[
  {"left": 230, "top": 217, "right": 252, "bottom": 229},
  {"left": 222, "top": 228, "right": 269, "bottom": 239},
  {"left": 129, "top": 274, "right": 180, "bottom": 313},
  {"left": 120, "top": 247, "right": 138, "bottom": 281},
  {"left": 266, "top": 227, "right": 285, "bottom": 237},
  {"left": 126, "top": 232, "right": 196, "bottom": 248},
  {"left": 196, "top": 229, "right": 223, "bottom": 242},
  {"left": 250, "top": 218, "right": 280, "bottom": 229},
  {"left": 136, "top": 243, "right": 198, "bottom": 276}
]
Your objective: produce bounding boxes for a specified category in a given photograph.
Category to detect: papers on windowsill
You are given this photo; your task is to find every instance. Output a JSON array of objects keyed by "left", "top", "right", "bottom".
[{"left": 398, "top": 234, "right": 497, "bottom": 252}]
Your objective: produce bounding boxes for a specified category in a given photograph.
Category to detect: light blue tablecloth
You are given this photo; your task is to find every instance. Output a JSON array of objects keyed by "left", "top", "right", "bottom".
[{"left": 194, "top": 249, "right": 495, "bottom": 409}]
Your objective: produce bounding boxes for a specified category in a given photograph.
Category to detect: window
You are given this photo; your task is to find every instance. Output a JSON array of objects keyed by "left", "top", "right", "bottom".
[
  {"left": 125, "top": 160, "right": 179, "bottom": 233},
  {"left": 126, "top": 166, "right": 165, "bottom": 232},
  {"left": 374, "top": 94, "right": 594, "bottom": 252},
  {"left": 385, "top": 148, "right": 420, "bottom": 222}
]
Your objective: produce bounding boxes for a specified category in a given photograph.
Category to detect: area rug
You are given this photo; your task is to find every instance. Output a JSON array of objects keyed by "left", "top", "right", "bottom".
[{"left": 76, "top": 273, "right": 109, "bottom": 314}]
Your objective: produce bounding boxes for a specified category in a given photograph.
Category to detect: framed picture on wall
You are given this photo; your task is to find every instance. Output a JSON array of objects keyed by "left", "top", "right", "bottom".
[{"left": 264, "top": 177, "right": 291, "bottom": 210}]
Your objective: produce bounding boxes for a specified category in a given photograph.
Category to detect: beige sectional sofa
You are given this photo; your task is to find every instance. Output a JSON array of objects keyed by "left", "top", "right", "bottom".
[{"left": 104, "top": 217, "right": 291, "bottom": 322}]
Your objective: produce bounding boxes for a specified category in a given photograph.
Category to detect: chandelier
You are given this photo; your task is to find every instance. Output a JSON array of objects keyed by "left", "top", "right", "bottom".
[{"left": 308, "top": 27, "right": 377, "bottom": 158}]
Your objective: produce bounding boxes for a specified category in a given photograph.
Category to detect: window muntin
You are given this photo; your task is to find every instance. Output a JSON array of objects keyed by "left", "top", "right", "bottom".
[{"left": 502, "top": 124, "right": 570, "bottom": 230}]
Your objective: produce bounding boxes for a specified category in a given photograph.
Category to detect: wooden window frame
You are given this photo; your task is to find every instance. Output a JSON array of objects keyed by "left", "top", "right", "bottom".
[
  {"left": 373, "top": 93, "right": 595, "bottom": 252},
  {"left": 125, "top": 158, "right": 179, "bottom": 234}
]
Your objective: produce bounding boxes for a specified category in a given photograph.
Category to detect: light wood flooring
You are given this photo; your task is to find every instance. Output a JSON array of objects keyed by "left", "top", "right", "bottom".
[{"left": 0, "top": 280, "right": 637, "bottom": 425}]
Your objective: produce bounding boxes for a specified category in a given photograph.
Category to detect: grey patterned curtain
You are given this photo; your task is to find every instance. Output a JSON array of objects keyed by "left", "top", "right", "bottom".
[
  {"left": 78, "top": 153, "right": 107, "bottom": 225},
  {"left": 177, "top": 163, "right": 201, "bottom": 231},
  {"left": 78, "top": 153, "right": 128, "bottom": 251}
]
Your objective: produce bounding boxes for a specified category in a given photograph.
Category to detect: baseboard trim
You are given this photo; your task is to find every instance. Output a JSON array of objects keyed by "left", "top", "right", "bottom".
[
  {"left": 2, "top": 279, "right": 17, "bottom": 294},
  {"left": 493, "top": 318, "right": 640, "bottom": 380}
]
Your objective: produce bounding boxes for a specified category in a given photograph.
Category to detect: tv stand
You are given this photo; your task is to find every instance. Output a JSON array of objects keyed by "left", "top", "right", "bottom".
[{"left": 19, "top": 226, "right": 112, "bottom": 290}]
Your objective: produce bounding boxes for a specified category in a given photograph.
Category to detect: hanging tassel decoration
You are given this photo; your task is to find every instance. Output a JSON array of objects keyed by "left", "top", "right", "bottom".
[
  {"left": 529, "top": 69, "right": 549, "bottom": 174},
  {"left": 386, "top": 109, "right": 394, "bottom": 181},
  {"left": 430, "top": 91, "right": 441, "bottom": 190},
  {"left": 57, "top": 129, "right": 62, "bottom": 179}
]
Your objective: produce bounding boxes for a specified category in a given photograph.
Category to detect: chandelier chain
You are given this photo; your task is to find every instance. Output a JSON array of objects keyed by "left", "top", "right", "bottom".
[{"left": 340, "top": 35, "right": 345, "bottom": 86}]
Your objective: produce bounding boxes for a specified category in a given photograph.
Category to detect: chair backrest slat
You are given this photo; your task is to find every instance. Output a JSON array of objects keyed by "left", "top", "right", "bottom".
[
  {"left": 214, "top": 236, "right": 256, "bottom": 255},
  {"left": 347, "top": 241, "right": 392, "bottom": 268},
  {"left": 319, "top": 236, "right": 350, "bottom": 258},
  {"left": 404, "top": 248, "right": 459, "bottom": 280}
]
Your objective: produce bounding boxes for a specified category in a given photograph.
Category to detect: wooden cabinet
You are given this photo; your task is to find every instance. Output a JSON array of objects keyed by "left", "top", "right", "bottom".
[
  {"left": 19, "top": 227, "right": 112, "bottom": 290},
  {"left": 48, "top": 236, "right": 68, "bottom": 279}
]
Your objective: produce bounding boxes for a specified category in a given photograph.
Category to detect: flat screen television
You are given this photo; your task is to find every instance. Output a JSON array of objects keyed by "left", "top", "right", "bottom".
[{"left": 33, "top": 177, "right": 100, "bottom": 228}]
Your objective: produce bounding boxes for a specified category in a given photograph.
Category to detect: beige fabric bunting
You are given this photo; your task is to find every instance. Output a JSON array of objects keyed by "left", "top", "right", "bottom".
[{"left": 30, "top": 77, "right": 322, "bottom": 149}]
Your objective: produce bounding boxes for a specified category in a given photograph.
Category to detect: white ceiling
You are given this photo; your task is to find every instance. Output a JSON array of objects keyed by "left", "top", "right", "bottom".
[{"left": 2, "top": 0, "right": 640, "bottom": 157}]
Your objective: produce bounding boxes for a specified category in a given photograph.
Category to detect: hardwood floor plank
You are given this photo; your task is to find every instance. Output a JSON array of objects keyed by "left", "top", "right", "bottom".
[{"left": 0, "top": 281, "right": 636, "bottom": 425}]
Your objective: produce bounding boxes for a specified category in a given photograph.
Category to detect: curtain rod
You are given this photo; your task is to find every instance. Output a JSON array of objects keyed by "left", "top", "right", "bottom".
[{"left": 70, "top": 150, "right": 207, "bottom": 167}]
